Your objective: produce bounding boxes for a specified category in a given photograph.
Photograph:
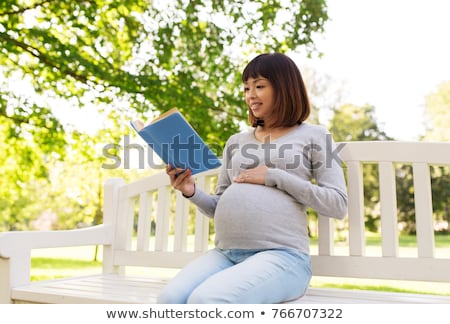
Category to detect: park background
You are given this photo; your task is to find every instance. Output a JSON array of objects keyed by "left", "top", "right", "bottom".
[{"left": 1, "top": 0, "right": 449, "bottom": 295}]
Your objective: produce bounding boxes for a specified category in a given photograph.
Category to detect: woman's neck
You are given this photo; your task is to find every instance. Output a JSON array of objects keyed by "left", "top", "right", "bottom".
[{"left": 254, "top": 124, "right": 298, "bottom": 142}]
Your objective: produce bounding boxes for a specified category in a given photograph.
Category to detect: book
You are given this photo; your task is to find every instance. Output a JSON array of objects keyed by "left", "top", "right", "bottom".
[{"left": 130, "top": 108, "right": 222, "bottom": 175}]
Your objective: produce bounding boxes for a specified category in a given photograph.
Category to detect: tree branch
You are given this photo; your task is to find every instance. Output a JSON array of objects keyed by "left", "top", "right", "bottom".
[
  {"left": 0, "top": 0, "right": 54, "bottom": 16},
  {"left": 0, "top": 106, "right": 30, "bottom": 125},
  {"left": 0, "top": 0, "right": 97, "bottom": 16},
  {"left": 0, "top": 31, "right": 89, "bottom": 83}
]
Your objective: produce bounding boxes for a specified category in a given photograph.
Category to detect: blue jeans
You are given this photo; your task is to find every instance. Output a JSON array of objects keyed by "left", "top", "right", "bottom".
[{"left": 157, "top": 247, "right": 311, "bottom": 304}]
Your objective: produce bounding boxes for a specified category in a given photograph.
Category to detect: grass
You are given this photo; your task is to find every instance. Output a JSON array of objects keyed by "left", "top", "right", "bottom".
[
  {"left": 31, "top": 257, "right": 102, "bottom": 281},
  {"left": 30, "top": 234, "right": 450, "bottom": 296}
]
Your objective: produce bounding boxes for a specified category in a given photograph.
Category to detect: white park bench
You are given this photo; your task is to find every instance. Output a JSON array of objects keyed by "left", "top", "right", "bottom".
[{"left": 1, "top": 141, "right": 450, "bottom": 304}]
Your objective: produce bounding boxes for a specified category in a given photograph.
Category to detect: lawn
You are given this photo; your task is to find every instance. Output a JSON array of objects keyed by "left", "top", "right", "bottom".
[{"left": 30, "top": 233, "right": 450, "bottom": 296}]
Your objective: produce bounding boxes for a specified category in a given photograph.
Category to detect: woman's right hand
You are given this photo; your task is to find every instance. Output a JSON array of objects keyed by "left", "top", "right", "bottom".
[{"left": 166, "top": 164, "right": 196, "bottom": 197}]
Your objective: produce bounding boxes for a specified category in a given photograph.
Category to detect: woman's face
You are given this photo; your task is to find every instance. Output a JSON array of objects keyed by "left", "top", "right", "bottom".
[{"left": 244, "top": 76, "right": 275, "bottom": 122}]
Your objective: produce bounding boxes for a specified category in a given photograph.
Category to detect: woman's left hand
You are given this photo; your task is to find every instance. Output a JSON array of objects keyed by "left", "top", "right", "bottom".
[{"left": 233, "top": 165, "right": 268, "bottom": 185}]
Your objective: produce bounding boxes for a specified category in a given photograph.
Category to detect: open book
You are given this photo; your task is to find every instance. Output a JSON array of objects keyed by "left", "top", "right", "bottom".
[{"left": 130, "top": 108, "right": 222, "bottom": 175}]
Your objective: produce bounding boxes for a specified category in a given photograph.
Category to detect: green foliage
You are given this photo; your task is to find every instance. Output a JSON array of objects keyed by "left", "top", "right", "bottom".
[
  {"left": 0, "top": 0, "right": 329, "bottom": 147},
  {"left": 328, "top": 104, "right": 391, "bottom": 142},
  {"left": 422, "top": 81, "right": 450, "bottom": 233},
  {"left": 31, "top": 257, "right": 101, "bottom": 281},
  {"left": 0, "top": 88, "right": 66, "bottom": 230},
  {"left": 397, "top": 81, "right": 450, "bottom": 234},
  {"left": 423, "top": 81, "right": 450, "bottom": 141},
  {"left": 31, "top": 257, "right": 101, "bottom": 270},
  {"left": 430, "top": 166, "right": 450, "bottom": 230},
  {"left": 397, "top": 164, "right": 450, "bottom": 235},
  {"left": 0, "top": 0, "right": 329, "bottom": 230}
]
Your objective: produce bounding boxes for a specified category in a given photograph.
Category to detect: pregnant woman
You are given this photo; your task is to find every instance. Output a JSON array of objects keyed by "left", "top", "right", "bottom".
[{"left": 158, "top": 52, "right": 348, "bottom": 304}]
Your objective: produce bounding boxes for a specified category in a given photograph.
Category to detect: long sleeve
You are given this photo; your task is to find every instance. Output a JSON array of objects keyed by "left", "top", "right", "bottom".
[
  {"left": 265, "top": 129, "right": 348, "bottom": 219},
  {"left": 265, "top": 168, "right": 347, "bottom": 219},
  {"left": 185, "top": 135, "right": 235, "bottom": 217}
]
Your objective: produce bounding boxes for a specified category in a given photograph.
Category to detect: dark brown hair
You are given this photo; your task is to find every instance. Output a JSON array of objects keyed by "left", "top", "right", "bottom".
[{"left": 242, "top": 53, "right": 311, "bottom": 127}]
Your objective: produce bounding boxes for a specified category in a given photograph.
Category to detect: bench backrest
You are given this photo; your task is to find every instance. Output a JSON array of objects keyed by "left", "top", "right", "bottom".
[{"left": 104, "top": 141, "right": 450, "bottom": 282}]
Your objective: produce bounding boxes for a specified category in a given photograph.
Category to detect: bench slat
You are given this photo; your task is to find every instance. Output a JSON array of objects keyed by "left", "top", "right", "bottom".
[
  {"left": 116, "top": 191, "right": 135, "bottom": 251},
  {"left": 412, "top": 162, "right": 435, "bottom": 258},
  {"left": 311, "top": 255, "right": 450, "bottom": 282},
  {"left": 173, "top": 191, "right": 189, "bottom": 252},
  {"left": 155, "top": 187, "right": 171, "bottom": 252},
  {"left": 136, "top": 192, "right": 152, "bottom": 252},
  {"left": 339, "top": 141, "right": 450, "bottom": 164},
  {"left": 297, "top": 287, "right": 450, "bottom": 304},
  {"left": 347, "top": 161, "right": 366, "bottom": 256},
  {"left": 318, "top": 216, "right": 334, "bottom": 256},
  {"left": 12, "top": 275, "right": 164, "bottom": 304},
  {"left": 378, "top": 162, "right": 399, "bottom": 257},
  {"left": 194, "top": 175, "right": 211, "bottom": 252},
  {"left": 113, "top": 250, "right": 203, "bottom": 268}
]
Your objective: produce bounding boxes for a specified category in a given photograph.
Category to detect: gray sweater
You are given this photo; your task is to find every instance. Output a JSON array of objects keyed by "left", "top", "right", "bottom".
[{"left": 188, "top": 123, "right": 348, "bottom": 254}]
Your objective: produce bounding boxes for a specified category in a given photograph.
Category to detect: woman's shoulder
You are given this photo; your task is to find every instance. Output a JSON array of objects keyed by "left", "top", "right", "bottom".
[{"left": 298, "top": 122, "right": 330, "bottom": 136}]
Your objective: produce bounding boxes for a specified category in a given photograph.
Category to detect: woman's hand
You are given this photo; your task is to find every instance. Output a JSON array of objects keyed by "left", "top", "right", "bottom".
[
  {"left": 166, "top": 164, "right": 196, "bottom": 197},
  {"left": 233, "top": 165, "right": 268, "bottom": 185}
]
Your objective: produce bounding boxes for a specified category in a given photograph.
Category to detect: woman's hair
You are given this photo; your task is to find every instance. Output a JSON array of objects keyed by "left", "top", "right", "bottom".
[{"left": 242, "top": 53, "right": 311, "bottom": 128}]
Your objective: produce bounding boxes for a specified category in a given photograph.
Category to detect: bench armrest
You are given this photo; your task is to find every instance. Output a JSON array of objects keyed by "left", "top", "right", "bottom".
[
  {"left": 0, "top": 224, "right": 113, "bottom": 258},
  {"left": 0, "top": 225, "right": 113, "bottom": 302}
]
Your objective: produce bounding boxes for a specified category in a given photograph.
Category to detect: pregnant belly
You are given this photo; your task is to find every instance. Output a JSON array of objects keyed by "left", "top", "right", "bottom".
[{"left": 213, "top": 183, "right": 303, "bottom": 246}]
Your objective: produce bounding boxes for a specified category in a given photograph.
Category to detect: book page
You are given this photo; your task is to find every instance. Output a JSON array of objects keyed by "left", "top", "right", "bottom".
[
  {"left": 131, "top": 108, "right": 180, "bottom": 131},
  {"left": 130, "top": 119, "right": 145, "bottom": 131},
  {"left": 149, "top": 108, "right": 180, "bottom": 125}
]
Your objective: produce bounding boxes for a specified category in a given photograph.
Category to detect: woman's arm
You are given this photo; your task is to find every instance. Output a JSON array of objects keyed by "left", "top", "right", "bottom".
[
  {"left": 168, "top": 136, "right": 234, "bottom": 218},
  {"left": 264, "top": 133, "right": 348, "bottom": 219},
  {"left": 234, "top": 129, "right": 348, "bottom": 219}
]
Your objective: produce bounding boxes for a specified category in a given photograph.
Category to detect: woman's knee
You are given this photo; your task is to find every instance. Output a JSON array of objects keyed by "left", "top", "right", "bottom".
[
  {"left": 187, "top": 288, "right": 232, "bottom": 304},
  {"left": 158, "top": 287, "right": 186, "bottom": 304}
]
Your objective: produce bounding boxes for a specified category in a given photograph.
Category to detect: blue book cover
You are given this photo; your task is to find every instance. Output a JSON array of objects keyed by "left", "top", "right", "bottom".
[{"left": 130, "top": 108, "right": 222, "bottom": 175}]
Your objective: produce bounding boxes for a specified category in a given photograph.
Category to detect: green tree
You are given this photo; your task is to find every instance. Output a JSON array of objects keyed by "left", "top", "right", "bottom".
[
  {"left": 395, "top": 163, "right": 449, "bottom": 235},
  {"left": 0, "top": 86, "right": 66, "bottom": 230},
  {"left": 422, "top": 81, "right": 450, "bottom": 233},
  {"left": 397, "top": 81, "right": 450, "bottom": 234},
  {"left": 0, "top": 0, "right": 329, "bottom": 148},
  {"left": 1, "top": 0, "right": 330, "bottom": 230},
  {"left": 328, "top": 104, "right": 391, "bottom": 142},
  {"left": 423, "top": 81, "right": 450, "bottom": 142}
]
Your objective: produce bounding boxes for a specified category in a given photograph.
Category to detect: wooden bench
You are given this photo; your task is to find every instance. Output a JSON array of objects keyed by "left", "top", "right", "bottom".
[{"left": 1, "top": 141, "right": 450, "bottom": 304}]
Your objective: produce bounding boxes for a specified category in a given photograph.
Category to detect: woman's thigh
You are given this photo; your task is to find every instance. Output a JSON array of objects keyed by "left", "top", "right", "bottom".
[
  {"left": 157, "top": 249, "right": 234, "bottom": 304},
  {"left": 187, "top": 249, "right": 311, "bottom": 304}
]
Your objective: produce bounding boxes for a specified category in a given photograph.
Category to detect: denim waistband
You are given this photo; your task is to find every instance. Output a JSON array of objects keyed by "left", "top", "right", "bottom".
[{"left": 216, "top": 247, "right": 310, "bottom": 264}]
